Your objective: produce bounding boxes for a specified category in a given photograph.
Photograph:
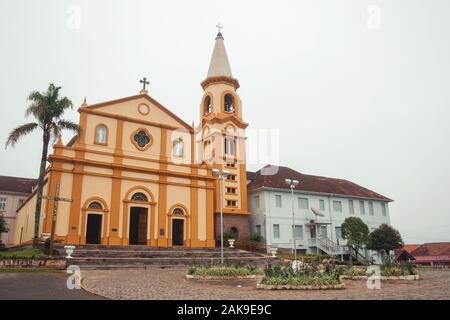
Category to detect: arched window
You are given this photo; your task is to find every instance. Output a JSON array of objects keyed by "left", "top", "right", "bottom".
[
  {"left": 224, "top": 136, "right": 235, "bottom": 156},
  {"left": 173, "top": 208, "right": 184, "bottom": 215},
  {"left": 88, "top": 201, "right": 103, "bottom": 209},
  {"left": 131, "top": 192, "right": 148, "bottom": 202},
  {"left": 224, "top": 94, "right": 234, "bottom": 113},
  {"left": 204, "top": 96, "right": 212, "bottom": 114},
  {"left": 229, "top": 227, "right": 239, "bottom": 239},
  {"left": 173, "top": 138, "right": 183, "bottom": 157},
  {"left": 95, "top": 125, "right": 107, "bottom": 144}
]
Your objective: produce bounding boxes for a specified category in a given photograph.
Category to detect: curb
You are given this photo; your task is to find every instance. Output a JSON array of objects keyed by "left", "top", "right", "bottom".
[{"left": 256, "top": 282, "right": 345, "bottom": 290}]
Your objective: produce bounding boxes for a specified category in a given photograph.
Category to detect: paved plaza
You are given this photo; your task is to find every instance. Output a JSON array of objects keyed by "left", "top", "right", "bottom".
[
  {"left": 81, "top": 267, "right": 450, "bottom": 300},
  {"left": 0, "top": 271, "right": 104, "bottom": 300}
]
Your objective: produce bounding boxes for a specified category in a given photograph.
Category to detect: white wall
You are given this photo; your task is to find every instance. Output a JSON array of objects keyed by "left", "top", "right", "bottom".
[{"left": 248, "top": 188, "right": 391, "bottom": 253}]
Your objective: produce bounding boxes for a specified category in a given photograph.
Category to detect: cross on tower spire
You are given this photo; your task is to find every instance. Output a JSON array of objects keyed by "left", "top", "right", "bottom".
[{"left": 216, "top": 23, "right": 223, "bottom": 34}]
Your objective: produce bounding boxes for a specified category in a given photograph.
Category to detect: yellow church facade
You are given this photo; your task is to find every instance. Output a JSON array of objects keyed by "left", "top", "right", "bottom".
[{"left": 13, "top": 30, "right": 250, "bottom": 247}]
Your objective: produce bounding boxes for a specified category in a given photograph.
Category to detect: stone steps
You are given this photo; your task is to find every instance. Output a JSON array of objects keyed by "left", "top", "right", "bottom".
[
  {"left": 71, "top": 250, "right": 257, "bottom": 258},
  {"left": 60, "top": 245, "right": 275, "bottom": 269},
  {"left": 70, "top": 256, "right": 272, "bottom": 269}
]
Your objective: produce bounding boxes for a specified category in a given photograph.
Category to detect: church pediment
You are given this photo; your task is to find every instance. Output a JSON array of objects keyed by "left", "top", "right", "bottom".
[{"left": 78, "top": 93, "right": 193, "bottom": 132}]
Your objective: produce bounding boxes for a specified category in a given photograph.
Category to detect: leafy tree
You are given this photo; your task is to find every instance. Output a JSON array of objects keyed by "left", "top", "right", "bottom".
[
  {"left": 368, "top": 224, "right": 403, "bottom": 263},
  {"left": 5, "top": 84, "right": 79, "bottom": 247},
  {"left": 341, "top": 217, "right": 370, "bottom": 266}
]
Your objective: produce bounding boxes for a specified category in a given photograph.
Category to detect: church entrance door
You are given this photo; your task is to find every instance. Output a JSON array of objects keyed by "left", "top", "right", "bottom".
[
  {"left": 172, "top": 219, "right": 184, "bottom": 246},
  {"left": 86, "top": 214, "right": 102, "bottom": 244},
  {"left": 129, "top": 207, "right": 148, "bottom": 245}
]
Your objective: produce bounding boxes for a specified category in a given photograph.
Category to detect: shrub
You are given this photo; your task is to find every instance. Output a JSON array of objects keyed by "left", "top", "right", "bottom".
[
  {"left": 343, "top": 267, "right": 367, "bottom": 277},
  {"left": 0, "top": 247, "right": 44, "bottom": 259},
  {"left": 381, "top": 263, "right": 416, "bottom": 276},
  {"left": 249, "top": 233, "right": 263, "bottom": 243}
]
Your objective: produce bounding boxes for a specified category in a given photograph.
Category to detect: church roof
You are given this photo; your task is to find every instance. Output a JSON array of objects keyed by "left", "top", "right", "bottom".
[
  {"left": 247, "top": 165, "right": 393, "bottom": 202},
  {"left": 0, "top": 175, "right": 37, "bottom": 194},
  {"left": 207, "top": 32, "right": 233, "bottom": 78}
]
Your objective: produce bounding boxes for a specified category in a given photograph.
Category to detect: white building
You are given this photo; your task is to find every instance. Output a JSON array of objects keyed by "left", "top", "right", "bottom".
[{"left": 247, "top": 165, "right": 392, "bottom": 259}]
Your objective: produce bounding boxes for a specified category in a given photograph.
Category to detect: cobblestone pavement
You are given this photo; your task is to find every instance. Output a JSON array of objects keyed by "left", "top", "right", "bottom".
[
  {"left": 81, "top": 267, "right": 450, "bottom": 300},
  {"left": 0, "top": 271, "right": 105, "bottom": 300}
]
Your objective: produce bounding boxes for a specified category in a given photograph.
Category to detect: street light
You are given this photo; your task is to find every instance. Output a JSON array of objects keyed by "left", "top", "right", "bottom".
[
  {"left": 212, "top": 168, "right": 230, "bottom": 266},
  {"left": 285, "top": 178, "right": 299, "bottom": 263}
]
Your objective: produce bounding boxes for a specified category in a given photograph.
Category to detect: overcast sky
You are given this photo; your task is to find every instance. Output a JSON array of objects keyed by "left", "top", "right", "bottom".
[{"left": 1, "top": 0, "right": 449, "bottom": 243}]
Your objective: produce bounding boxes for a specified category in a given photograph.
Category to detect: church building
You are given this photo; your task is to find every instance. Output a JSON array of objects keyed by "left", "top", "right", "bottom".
[{"left": 13, "top": 30, "right": 250, "bottom": 247}]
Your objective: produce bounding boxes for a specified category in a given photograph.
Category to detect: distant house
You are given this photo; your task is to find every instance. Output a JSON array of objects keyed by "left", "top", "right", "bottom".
[
  {"left": 394, "top": 249, "right": 415, "bottom": 263},
  {"left": 0, "top": 175, "right": 37, "bottom": 246},
  {"left": 408, "top": 242, "right": 450, "bottom": 266}
]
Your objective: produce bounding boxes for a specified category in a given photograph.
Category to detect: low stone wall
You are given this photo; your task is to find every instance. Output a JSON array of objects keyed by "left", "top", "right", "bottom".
[
  {"left": 186, "top": 274, "right": 263, "bottom": 281},
  {"left": 257, "top": 282, "right": 345, "bottom": 290},
  {"left": 340, "top": 274, "right": 420, "bottom": 281},
  {"left": 0, "top": 258, "right": 67, "bottom": 269}
]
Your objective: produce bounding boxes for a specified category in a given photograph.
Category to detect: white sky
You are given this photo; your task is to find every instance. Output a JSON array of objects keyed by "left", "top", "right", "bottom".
[{"left": 1, "top": 0, "right": 449, "bottom": 243}]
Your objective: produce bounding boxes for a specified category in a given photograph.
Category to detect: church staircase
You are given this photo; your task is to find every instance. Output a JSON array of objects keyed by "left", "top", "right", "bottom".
[{"left": 56, "top": 245, "right": 275, "bottom": 269}]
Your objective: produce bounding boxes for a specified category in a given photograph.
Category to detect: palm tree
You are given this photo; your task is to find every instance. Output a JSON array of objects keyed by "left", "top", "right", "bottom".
[{"left": 5, "top": 83, "right": 79, "bottom": 247}]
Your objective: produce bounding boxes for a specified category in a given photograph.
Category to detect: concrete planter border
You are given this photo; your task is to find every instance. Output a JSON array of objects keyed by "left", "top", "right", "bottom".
[
  {"left": 0, "top": 258, "right": 67, "bottom": 269},
  {"left": 186, "top": 274, "right": 263, "bottom": 281},
  {"left": 256, "top": 282, "right": 345, "bottom": 290},
  {"left": 340, "top": 274, "right": 420, "bottom": 281}
]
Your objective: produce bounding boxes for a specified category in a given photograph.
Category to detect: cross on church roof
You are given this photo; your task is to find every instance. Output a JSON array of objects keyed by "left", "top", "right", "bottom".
[{"left": 140, "top": 77, "right": 149, "bottom": 91}]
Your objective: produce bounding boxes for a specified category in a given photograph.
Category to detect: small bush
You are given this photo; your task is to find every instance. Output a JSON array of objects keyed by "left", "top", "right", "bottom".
[
  {"left": 249, "top": 233, "right": 263, "bottom": 243},
  {"left": 343, "top": 267, "right": 367, "bottom": 277},
  {"left": 0, "top": 248, "right": 44, "bottom": 259}
]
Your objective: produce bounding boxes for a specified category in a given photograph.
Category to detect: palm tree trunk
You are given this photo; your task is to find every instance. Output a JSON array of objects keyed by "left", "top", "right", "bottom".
[{"left": 32, "top": 131, "right": 50, "bottom": 248}]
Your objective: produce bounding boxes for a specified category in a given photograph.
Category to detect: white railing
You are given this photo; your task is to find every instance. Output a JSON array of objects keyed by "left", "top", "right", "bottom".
[{"left": 308, "top": 237, "right": 349, "bottom": 255}]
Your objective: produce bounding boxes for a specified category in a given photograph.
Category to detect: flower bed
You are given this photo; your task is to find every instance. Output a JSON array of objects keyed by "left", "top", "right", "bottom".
[
  {"left": 257, "top": 262, "right": 344, "bottom": 290},
  {"left": 186, "top": 264, "right": 264, "bottom": 280},
  {"left": 258, "top": 274, "right": 344, "bottom": 290},
  {"left": 339, "top": 263, "right": 419, "bottom": 280}
]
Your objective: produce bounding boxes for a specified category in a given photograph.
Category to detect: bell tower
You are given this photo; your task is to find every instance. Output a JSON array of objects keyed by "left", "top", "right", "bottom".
[{"left": 198, "top": 28, "right": 250, "bottom": 239}]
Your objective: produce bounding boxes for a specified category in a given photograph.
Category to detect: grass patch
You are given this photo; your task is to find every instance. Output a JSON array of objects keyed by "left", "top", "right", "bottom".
[
  {"left": 0, "top": 248, "right": 45, "bottom": 259},
  {"left": 187, "top": 264, "right": 264, "bottom": 277}
]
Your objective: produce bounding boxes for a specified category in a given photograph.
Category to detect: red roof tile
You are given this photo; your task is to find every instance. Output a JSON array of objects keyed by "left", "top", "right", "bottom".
[
  {"left": 0, "top": 175, "right": 37, "bottom": 194},
  {"left": 403, "top": 244, "right": 421, "bottom": 253},
  {"left": 247, "top": 165, "right": 393, "bottom": 202},
  {"left": 410, "top": 242, "right": 450, "bottom": 257}
]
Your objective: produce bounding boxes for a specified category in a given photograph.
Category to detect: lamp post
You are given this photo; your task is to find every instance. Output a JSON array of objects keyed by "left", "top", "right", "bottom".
[
  {"left": 212, "top": 168, "right": 229, "bottom": 266},
  {"left": 285, "top": 178, "right": 299, "bottom": 263}
]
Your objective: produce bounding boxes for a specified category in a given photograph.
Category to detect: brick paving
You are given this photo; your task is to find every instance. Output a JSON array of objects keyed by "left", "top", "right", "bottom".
[{"left": 81, "top": 267, "right": 450, "bottom": 300}]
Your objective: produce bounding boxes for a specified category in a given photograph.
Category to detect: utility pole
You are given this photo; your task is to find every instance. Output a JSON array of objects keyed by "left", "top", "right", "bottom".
[{"left": 43, "top": 181, "right": 72, "bottom": 257}]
